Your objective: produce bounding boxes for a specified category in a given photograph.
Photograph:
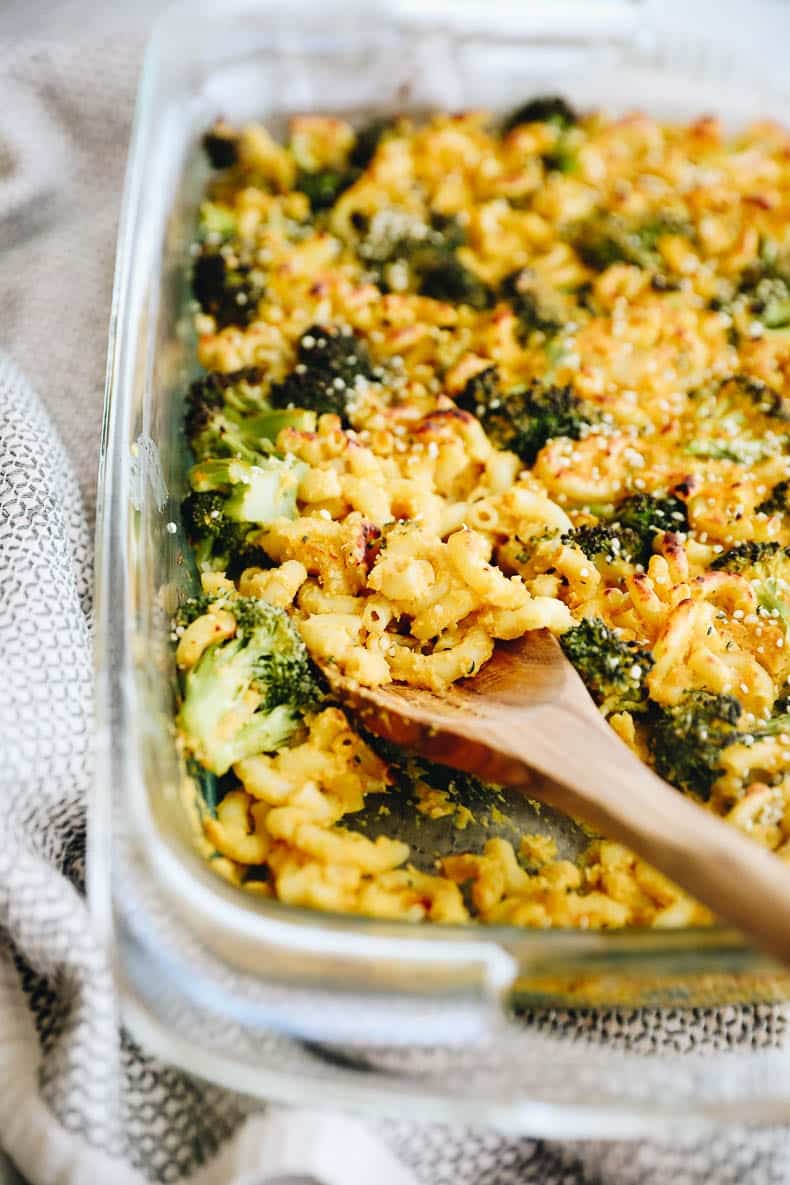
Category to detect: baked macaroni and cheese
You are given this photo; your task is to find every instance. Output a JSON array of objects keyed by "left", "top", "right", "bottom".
[{"left": 173, "top": 99, "right": 790, "bottom": 929}]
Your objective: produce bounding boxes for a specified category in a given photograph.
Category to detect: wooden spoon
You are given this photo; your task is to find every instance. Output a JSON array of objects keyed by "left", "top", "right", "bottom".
[{"left": 324, "top": 629, "right": 790, "bottom": 966}]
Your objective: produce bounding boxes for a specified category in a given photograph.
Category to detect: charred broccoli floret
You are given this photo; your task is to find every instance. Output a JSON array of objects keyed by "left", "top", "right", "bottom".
[
  {"left": 560, "top": 618, "right": 654, "bottom": 717},
  {"left": 268, "top": 324, "right": 377, "bottom": 425},
  {"left": 456, "top": 368, "right": 597, "bottom": 464},
  {"left": 349, "top": 116, "right": 396, "bottom": 169},
  {"left": 192, "top": 249, "right": 263, "bottom": 328},
  {"left": 295, "top": 120, "right": 398, "bottom": 212},
  {"left": 418, "top": 251, "right": 492, "bottom": 308},
  {"left": 356, "top": 210, "right": 493, "bottom": 309},
  {"left": 202, "top": 122, "right": 240, "bottom": 169},
  {"left": 502, "top": 95, "right": 578, "bottom": 134},
  {"left": 562, "top": 494, "right": 688, "bottom": 567},
  {"left": 572, "top": 214, "right": 690, "bottom": 272},
  {"left": 613, "top": 492, "right": 689, "bottom": 563},
  {"left": 186, "top": 368, "right": 265, "bottom": 418},
  {"left": 757, "top": 480, "right": 790, "bottom": 517},
  {"left": 499, "top": 270, "right": 563, "bottom": 341},
  {"left": 648, "top": 690, "right": 743, "bottom": 799},
  {"left": 178, "top": 595, "right": 323, "bottom": 774},
  {"left": 562, "top": 522, "right": 644, "bottom": 566},
  {"left": 617, "top": 491, "right": 689, "bottom": 535},
  {"left": 711, "top": 541, "right": 789, "bottom": 573},
  {"left": 502, "top": 95, "right": 581, "bottom": 172},
  {"left": 455, "top": 365, "right": 500, "bottom": 414},
  {"left": 185, "top": 368, "right": 316, "bottom": 462},
  {"left": 711, "top": 542, "right": 790, "bottom": 637},
  {"left": 296, "top": 167, "right": 357, "bottom": 211},
  {"left": 747, "top": 275, "right": 790, "bottom": 329}
]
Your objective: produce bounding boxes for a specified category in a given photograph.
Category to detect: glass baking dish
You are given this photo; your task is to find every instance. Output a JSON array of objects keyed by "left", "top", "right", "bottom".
[{"left": 91, "top": 0, "right": 790, "bottom": 1133}]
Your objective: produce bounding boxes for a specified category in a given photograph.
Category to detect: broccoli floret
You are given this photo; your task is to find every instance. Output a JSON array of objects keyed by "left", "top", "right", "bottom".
[
  {"left": 192, "top": 249, "right": 263, "bottom": 328},
  {"left": 186, "top": 367, "right": 267, "bottom": 418},
  {"left": 202, "top": 122, "right": 240, "bottom": 169},
  {"left": 356, "top": 210, "right": 492, "bottom": 309},
  {"left": 711, "top": 541, "right": 788, "bottom": 573},
  {"left": 685, "top": 438, "right": 776, "bottom": 465},
  {"left": 684, "top": 376, "right": 790, "bottom": 464},
  {"left": 456, "top": 368, "right": 597, "bottom": 464},
  {"left": 185, "top": 368, "right": 263, "bottom": 443},
  {"left": 189, "top": 454, "right": 306, "bottom": 526},
  {"left": 417, "top": 251, "right": 492, "bottom": 308},
  {"left": 185, "top": 368, "right": 316, "bottom": 462},
  {"left": 178, "top": 596, "right": 323, "bottom": 774},
  {"left": 617, "top": 490, "right": 689, "bottom": 534},
  {"left": 183, "top": 454, "right": 305, "bottom": 572},
  {"left": 349, "top": 117, "right": 396, "bottom": 169},
  {"left": 757, "top": 480, "right": 790, "bottom": 517},
  {"left": 648, "top": 690, "right": 743, "bottom": 799},
  {"left": 572, "top": 214, "right": 690, "bottom": 272},
  {"left": 713, "top": 247, "right": 790, "bottom": 337},
  {"left": 503, "top": 95, "right": 578, "bottom": 134},
  {"left": 542, "top": 142, "right": 579, "bottom": 175},
  {"left": 754, "top": 703, "right": 790, "bottom": 740},
  {"left": 613, "top": 492, "right": 689, "bottom": 563},
  {"left": 500, "top": 270, "right": 563, "bottom": 341},
  {"left": 455, "top": 366, "right": 500, "bottom": 414},
  {"left": 572, "top": 217, "right": 639, "bottom": 271},
  {"left": 711, "top": 542, "right": 790, "bottom": 637},
  {"left": 198, "top": 201, "right": 238, "bottom": 242},
  {"left": 748, "top": 276, "right": 790, "bottom": 329},
  {"left": 182, "top": 490, "right": 226, "bottom": 541},
  {"left": 727, "top": 375, "right": 790, "bottom": 419},
  {"left": 181, "top": 491, "right": 264, "bottom": 573},
  {"left": 173, "top": 593, "right": 210, "bottom": 631},
  {"left": 560, "top": 618, "right": 654, "bottom": 717},
  {"left": 737, "top": 252, "right": 790, "bottom": 330},
  {"left": 501, "top": 96, "right": 580, "bottom": 173},
  {"left": 427, "top": 211, "right": 468, "bottom": 250},
  {"left": 562, "top": 494, "right": 688, "bottom": 567},
  {"left": 190, "top": 406, "right": 314, "bottom": 463},
  {"left": 268, "top": 324, "right": 377, "bottom": 425},
  {"left": 296, "top": 167, "right": 357, "bottom": 212},
  {"left": 562, "top": 522, "right": 644, "bottom": 566}
]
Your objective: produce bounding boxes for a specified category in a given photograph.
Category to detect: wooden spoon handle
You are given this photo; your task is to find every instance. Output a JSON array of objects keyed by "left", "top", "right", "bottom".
[{"left": 501, "top": 704, "right": 790, "bottom": 965}]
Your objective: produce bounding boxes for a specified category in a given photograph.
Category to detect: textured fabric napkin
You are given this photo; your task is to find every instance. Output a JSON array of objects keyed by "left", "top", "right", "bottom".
[{"left": 3, "top": 26, "right": 790, "bottom": 1185}]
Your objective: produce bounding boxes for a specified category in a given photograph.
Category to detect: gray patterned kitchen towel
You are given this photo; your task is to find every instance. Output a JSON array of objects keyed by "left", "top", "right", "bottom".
[{"left": 2, "top": 23, "right": 790, "bottom": 1185}]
